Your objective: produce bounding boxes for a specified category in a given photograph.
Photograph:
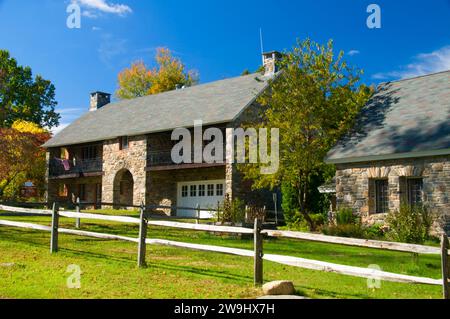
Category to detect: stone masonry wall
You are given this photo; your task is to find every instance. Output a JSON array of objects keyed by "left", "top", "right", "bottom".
[
  {"left": 102, "top": 135, "right": 147, "bottom": 206},
  {"left": 227, "top": 99, "right": 275, "bottom": 208},
  {"left": 336, "top": 155, "right": 450, "bottom": 230}
]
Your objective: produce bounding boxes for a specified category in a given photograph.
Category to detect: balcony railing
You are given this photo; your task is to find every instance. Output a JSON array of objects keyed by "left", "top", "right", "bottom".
[
  {"left": 49, "top": 158, "right": 103, "bottom": 177},
  {"left": 147, "top": 150, "right": 226, "bottom": 167}
]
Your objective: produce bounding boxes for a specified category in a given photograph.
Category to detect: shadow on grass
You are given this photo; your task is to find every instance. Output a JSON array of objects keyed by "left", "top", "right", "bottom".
[
  {"left": 0, "top": 229, "right": 254, "bottom": 285},
  {"left": 295, "top": 283, "right": 371, "bottom": 299}
]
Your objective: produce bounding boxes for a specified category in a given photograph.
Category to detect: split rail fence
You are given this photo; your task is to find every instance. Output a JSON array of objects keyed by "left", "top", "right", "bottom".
[{"left": 0, "top": 203, "right": 449, "bottom": 299}]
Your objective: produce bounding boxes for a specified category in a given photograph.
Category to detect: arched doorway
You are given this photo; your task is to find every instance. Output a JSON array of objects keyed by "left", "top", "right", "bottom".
[{"left": 113, "top": 169, "right": 134, "bottom": 207}]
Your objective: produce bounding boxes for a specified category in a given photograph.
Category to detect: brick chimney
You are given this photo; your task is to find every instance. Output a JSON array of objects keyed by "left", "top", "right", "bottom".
[
  {"left": 90, "top": 91, "right": 111, "bottom": 111},
  {"left": 262, "top": 51, "right": 282, "bottom": 77}
]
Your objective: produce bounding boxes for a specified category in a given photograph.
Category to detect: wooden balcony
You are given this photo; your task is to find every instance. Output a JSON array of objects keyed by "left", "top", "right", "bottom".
[
  {"left": 49, "top": 158, "right": 103, "bottom": 179},
  {"left": 146, "top": 150, "right": 226, "bottom": 171}
]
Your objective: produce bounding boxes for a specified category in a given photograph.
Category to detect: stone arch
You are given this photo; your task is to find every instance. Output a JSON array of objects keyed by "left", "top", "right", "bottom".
[
  {"left": 395, "top": 165, "right": 424, "bottom": 177},
  {"left": 366, "top": 166, "right": 391, "bottom": 179},
  {"left": 113, "top": 169, "right": 134, "bottom": 207}
]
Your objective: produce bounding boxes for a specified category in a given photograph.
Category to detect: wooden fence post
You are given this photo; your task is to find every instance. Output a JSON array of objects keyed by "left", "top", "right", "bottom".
[
  {"left": 75, "top": 197, "right": 81, "bottom": 229},
  {"left": 137, "top": 203, "right": 148, "bottom": 268},
  {"left": 441, "top": 233, "right": 449, "bottom": 299},
  {"left": 50, "top": 202, "right": 59, "bottom": 254},
  {"left": 196, "top": 203, "right": 200, "bottom": 225},
  {"left": 254, "top": 217, "right": 263, "bottom": 286}
]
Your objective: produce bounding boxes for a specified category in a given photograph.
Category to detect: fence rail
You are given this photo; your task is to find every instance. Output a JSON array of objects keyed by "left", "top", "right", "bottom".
[{"left": 0, "top": 203, "right": 448, "bottom": 298}]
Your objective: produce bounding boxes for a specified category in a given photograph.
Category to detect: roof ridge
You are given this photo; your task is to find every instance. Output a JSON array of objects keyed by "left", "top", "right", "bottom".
[
  {"left": 379, "top": 69, "right": 450, "bottom": 86},
  {"left": 105, "top": 72, "right": 263, "bottom": 107}
]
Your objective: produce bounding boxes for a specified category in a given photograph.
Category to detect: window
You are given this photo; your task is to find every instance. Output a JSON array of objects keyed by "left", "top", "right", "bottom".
[
  {"left": 78, "top": 184, "right": 86, "bottom": 201},
  {"left": 82, "top": 146, "right": 97, "bottom": 160},
  {"left": 119, "top": 136, "right": 129, "bottom": 150},
  {"left": 375, "top": 179, "right": 389, "bottom": 214},
  {"left": 216, "top": 184, "right": 224, "bottom": 196},
  {"left": 407, "top": 178, "right": 423, "bottom": 206},
  {"left": 198, "top": 185, "right": 205, "bottom": 197},
  {"left": 59, "top": 184, "right": 68, "bottom": 197},
  {"left": 181, "top": 185, "right": 188, "bottom": 197},
  {"left": 207, "top": 184, "right": 214, "bottom": 196},
  {"left": 190, "top": 185, "right": 197, "bottom": 197}
]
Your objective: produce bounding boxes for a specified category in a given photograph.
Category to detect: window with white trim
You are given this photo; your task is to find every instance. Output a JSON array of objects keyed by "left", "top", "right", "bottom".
[
  {"left": 198, "top": 185, "right": 205, "bottom": 197},
  {"left": 216, "top": 184, "right": 224, "bottom": 196},
  {"left": 181, "top": 185, "right": 188, "bottom": 197},
  {"left": 190, "top": 185, "right": 197, "bottom": 197},
  {"left": 207, "top": 184, "right": 214, "bottom": 196}
]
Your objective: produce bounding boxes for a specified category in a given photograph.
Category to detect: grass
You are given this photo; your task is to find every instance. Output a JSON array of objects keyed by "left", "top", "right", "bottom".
[{"left": 0, "top": 211, "right": 444, "bottom": 299}]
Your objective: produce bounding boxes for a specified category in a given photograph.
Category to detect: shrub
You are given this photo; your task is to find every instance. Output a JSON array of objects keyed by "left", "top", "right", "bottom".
[
  {"left": 310, "top": 213, "right": 326, "bottom": 227},
  {"left": 284, "top": 212, "right": 325, "bottom": 231},
  {"left": 285, "top": 214, "right": 311, "bottom": 232},
  {"left": 217, "top": 195, "right": 246, "bottom": 224},
  {"left": 385, "top": 204, "right": 433, "bottom": 244},
  {"left": 321, "top": 207, "right": 370, "bottom": 239},
  {"left": 364, "top": 224, "right": 387, "bottom": 239},
  {"left": 335, "top": 207, "right": 357, "bottom": 225},
  {"left": 321, "top": 223, "right": 365, "bottom": 238}
]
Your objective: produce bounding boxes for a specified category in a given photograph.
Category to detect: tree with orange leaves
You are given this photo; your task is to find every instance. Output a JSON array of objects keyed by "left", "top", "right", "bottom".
[
  {"left": 116, "top": 48, "right": 198, "bottom": 100},
  {"left": 0, "top": 120, "right": 50, "bottom": 200}
]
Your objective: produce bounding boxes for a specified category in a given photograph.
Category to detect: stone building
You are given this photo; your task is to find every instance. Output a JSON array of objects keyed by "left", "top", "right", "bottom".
[
  {"left": 43, "top": 52, "right": 281, "bottom": 216},
  {"left": 325, "top": 70, "right": 450, "bottom": 232}
]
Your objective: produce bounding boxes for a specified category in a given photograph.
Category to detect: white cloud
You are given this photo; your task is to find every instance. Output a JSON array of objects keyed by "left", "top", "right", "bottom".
[
  {"left": 72, "top": 0, "right": 132, "bottom": 17},
  {"left": 82, "top": 10, "right": 99, "bottom": 18},
  {"left": 347, "top": 50, "right": 360, "bottom": 56},
  {"left": 98, "top": 34, "right": 128, "bottom": 67},
  {"left": 372, "top": 45, "right": 450, "bottom": 80}
]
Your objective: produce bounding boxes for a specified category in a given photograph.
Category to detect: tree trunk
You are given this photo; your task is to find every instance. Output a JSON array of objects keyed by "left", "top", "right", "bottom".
[{"left": 298, "top": 187, "right": 315, "bottom": 231}]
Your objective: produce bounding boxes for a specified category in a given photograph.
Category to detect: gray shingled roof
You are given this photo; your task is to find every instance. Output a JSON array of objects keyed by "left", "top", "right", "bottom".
[
  {"left": 326, "top": 70, "right": 450, "bottom": 164},
  {"left": 44, "top": 73, "right": 269, "bottom": 148}
]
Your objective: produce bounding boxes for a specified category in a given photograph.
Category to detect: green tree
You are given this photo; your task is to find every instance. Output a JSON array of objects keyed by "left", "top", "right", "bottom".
[
  {"left": 238, "top": 39, "right": 373, "bottom": 229},
  {"left": 116, "top": 47, "right": 198, "bottom": 99},
  {"left": 0, "top": 50, "right": 59, "bottom": 128}
]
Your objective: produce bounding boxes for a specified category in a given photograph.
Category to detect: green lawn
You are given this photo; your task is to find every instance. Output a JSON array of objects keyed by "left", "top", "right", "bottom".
[{"left": 0, "top": 212, "right": 443, "bottom": 299}]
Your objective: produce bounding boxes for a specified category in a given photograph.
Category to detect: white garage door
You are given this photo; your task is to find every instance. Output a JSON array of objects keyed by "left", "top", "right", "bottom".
[{"left": 177, "top": 180, "right": 225, "bottom": 218}]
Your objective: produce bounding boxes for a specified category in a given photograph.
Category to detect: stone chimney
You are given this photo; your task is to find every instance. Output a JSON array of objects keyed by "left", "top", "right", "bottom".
[
  {"left": 90, "top": 91, "right": 111, "bottom": 111},
  {"left": 262, "top": 51, "right": 282, "bottom": 77}
]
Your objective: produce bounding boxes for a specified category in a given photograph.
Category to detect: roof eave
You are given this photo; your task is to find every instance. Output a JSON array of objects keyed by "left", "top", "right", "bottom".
[
  {"left": 42, "top": 119, "right": 234, "bottom": 149},
  {"left": 324, "top": 148, "right": 450, "bottom": 165}
]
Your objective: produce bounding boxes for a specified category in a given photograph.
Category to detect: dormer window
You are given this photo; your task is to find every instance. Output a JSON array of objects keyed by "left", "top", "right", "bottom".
[{"left": 119, "top": 136, "right": 129, "bottom": 150}]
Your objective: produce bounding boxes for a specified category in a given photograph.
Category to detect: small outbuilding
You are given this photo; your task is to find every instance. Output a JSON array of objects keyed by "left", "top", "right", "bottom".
[{"left": 325, "top": 70, "right": 450, "bottom": 232}]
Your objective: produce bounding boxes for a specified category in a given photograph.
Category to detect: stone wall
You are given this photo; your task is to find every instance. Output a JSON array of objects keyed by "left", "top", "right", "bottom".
[
  {"left": 102, "top": 135, "right": 147, "bottom": 206},
  {"left": 336, "top": 155, "right": 450, "bottom": 230},
  {"left": 226, "top": 99, "right": 275, "bottom": 208}
]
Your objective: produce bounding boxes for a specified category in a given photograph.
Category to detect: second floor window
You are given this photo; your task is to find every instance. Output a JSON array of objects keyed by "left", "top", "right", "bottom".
[
  {"left": 119, "top": 136, "right": 129, "bottom": 150},
  {"left": 82, "top": 146, "right": 98, "bottom": 160}
]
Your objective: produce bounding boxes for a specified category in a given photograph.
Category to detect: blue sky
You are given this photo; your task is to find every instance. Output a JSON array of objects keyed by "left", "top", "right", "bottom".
[{"left": 0, "top": 0, "right": 449, "bottom": 133}]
